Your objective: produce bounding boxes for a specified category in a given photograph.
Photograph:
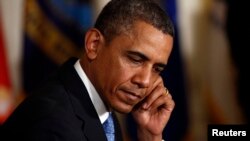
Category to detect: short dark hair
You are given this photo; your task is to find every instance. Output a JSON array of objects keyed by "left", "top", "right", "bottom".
[{"left": 94, "top": 0, "right": 175, "bottom": 42}]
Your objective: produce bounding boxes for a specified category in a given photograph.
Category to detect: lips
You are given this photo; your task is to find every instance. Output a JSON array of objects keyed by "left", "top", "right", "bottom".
[{"left": 121, "top": 89, "right": 142, "bottom": 103}]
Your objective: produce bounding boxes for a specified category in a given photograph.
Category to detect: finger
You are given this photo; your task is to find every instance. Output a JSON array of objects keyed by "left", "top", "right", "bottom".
[
  {"left": 164, "top": 91, "right": 175, "bottom": 112},
  {"left": 164, "top": 88, "right": 174, "bottom": 110},
  {"left": 142, "top": 85, "right": 165, "bottom": 109},
  {"left": 145, "top": 77, "right": 163, "bottom": 96},
  {"left": 164, "top": 89, "right": 175, "bottom": 112},
  {"left": 149, "top": 91, "right": 175, "bottom": 113}
]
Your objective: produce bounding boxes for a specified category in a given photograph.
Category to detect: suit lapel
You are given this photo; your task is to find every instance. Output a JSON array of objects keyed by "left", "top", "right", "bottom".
[{"left": 58, "top": 58, "right": 107, "bottom": 141}]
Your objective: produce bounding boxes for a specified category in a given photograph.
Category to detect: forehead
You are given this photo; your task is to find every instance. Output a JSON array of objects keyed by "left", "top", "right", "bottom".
[
  {"left": 105, "top": 21, "right": 173, "bottom": 65},
  {"left": 127, "top": 21, "right": 173, "bottom": 63}
]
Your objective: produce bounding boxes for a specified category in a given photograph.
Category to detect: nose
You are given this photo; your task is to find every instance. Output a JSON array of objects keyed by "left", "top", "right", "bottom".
[{"left": 131, "top": 67, "right": 151, "bottom": 88}]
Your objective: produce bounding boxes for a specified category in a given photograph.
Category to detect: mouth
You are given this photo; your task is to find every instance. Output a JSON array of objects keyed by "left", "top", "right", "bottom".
[{"left": 121, "top": 89, "right": 142, "bottom": 103}]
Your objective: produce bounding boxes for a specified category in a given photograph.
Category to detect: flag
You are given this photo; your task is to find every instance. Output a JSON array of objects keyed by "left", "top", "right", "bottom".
[
  {"left": 22, "top": 0, "right": 93, "bottom": 94},
  {"left": 0, "top": 14, "right": 13, "bottom": 124},
  {"left": 174, "top": 0, "right": 247, "bottom": 140}
]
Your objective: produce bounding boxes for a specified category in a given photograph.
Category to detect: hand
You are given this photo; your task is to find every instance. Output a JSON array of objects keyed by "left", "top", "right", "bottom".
[{"left": 131, "top": 77, "right": 175, "bottom": 141}]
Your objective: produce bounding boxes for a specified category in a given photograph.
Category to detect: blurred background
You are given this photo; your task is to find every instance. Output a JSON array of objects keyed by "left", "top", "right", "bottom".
[{"left": 0, "top": 0, "right": 248, "bottom": 141}]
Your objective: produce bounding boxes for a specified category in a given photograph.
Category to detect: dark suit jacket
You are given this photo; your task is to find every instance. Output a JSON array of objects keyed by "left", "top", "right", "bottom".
[{"left": 1, "top": 58, "right": 123, "bottom": 141}]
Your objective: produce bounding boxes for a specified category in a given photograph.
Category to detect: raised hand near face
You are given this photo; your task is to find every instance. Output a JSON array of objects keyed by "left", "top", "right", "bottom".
[{"left": 132, "top": 77, "right": 175, "bottom": 141}]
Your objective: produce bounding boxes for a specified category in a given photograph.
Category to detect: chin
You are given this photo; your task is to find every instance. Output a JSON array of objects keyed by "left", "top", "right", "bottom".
[{"left": 112, "top": 103, "right": 134, "bottom": 114}]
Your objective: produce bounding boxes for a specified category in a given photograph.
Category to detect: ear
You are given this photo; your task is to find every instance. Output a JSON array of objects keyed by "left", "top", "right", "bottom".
[{"left": 84, "top": 28, "right": 104, "bottom": 60}]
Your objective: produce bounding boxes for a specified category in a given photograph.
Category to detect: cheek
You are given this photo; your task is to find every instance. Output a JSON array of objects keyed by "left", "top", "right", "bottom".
[
  {"left": 108, "top": 68, "right": 131, "bottom": 91},
  {"left": 108, "top": 65, "right": 134, "bottom": 92}
]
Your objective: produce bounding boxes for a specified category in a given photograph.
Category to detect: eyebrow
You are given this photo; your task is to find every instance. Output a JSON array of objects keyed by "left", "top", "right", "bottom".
[{"left": 126, "top": 51, "right": 167, "bottom": 68}]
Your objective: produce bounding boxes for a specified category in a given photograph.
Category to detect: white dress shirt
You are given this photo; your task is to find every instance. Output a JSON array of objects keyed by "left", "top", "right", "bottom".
[
  {"left": 75, "top": 59, "right": 165, "bottom": 141},
  {"left": 74, "top": 60, "right": 109, "bottom": 124}
]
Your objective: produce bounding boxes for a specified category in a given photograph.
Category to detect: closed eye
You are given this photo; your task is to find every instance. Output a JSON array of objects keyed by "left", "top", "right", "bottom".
[
  {"left": 126, "top": 50, "right": 167, "bottom": 73},
  {"left": 128, "top": 55, "right": 143, "bottom": 64},
  {"left": 154, "top": 65, "right": 165, "bottom": 73},
  {"left": 126, "top": 51, "right": 148, "bottom": 64}
]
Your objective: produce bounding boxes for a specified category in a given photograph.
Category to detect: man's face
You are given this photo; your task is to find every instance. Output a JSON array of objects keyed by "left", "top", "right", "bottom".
[{"left": 88, "top": 21, "right": 173, "bottom": 113}]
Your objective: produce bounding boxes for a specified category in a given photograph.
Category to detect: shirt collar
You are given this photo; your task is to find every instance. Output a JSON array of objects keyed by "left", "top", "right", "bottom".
[{"left": 74, "top": 59, "right": 109, "bottom": 123}]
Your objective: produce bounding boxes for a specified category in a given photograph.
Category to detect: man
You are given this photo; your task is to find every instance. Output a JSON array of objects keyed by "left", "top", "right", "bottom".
[{"left": 1, "top": 0, "right": 175, "bottom": 140}]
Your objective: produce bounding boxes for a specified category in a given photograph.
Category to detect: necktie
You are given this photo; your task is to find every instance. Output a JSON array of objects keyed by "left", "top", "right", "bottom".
[{"left": 103, "top": 113, "right": 115, "bottom": 141}]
